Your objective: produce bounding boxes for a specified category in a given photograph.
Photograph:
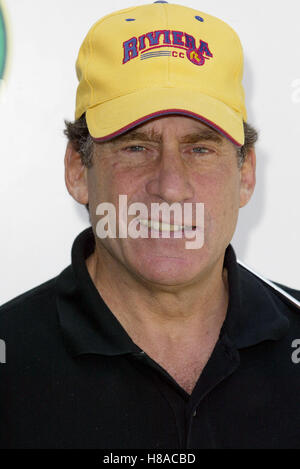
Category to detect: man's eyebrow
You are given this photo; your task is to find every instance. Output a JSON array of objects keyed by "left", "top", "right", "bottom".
[
  {"left": 179, "top": 130, "right": 223, "bottom": 144},
  {"left": 109, "top": 128, "right": 223, "bottom": 145},
  {"left": 110, "top": 130, "right": 162, "bottom": 144}
]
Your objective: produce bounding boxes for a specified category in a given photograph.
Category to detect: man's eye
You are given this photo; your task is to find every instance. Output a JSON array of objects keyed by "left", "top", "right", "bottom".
[
  {"left": 192, "top": 147, "right": 210, "bottom": 154},
  {"left": 124, "top": 145, "right": 145, "bottom": 152}
]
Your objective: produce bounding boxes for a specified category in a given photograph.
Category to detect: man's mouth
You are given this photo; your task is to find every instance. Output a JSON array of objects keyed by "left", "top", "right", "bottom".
[{"left": 138, "top": 219, "right": 196, "bottom": 232}]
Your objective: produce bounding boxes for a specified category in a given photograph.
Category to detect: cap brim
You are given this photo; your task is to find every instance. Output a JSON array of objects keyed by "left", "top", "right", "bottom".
[{"left": 86, "top": 87, "right": 244, "bottom": 146}]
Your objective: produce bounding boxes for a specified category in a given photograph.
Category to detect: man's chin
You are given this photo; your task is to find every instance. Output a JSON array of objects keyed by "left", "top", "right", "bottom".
[{"left": 128, "top": 253, "right": 206, "bottom": 288}]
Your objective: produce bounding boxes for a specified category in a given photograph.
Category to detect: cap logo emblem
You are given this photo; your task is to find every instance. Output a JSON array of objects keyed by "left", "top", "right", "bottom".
[{"left": 122, "top": 29, "right": 213, "bottom": 66}]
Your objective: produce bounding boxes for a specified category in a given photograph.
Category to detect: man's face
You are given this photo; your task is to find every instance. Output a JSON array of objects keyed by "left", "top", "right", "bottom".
[{"left": 86, "top": 115, "right": 255, "bottom": 286}]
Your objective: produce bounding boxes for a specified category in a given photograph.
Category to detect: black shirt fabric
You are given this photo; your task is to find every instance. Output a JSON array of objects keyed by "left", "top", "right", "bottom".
[{"left": 0, "top": 227, "right": 299, "bottom": 449}]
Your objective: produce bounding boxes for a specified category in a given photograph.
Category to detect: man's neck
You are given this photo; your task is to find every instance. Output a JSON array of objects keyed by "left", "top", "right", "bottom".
[{"left": 85, "top": 244, "right": 229, "bottom": 351}]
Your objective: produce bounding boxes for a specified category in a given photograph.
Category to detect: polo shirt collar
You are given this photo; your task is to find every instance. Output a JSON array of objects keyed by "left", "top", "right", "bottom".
[
  {"left": 221, "top": 246, "right": 289, "bottom": 348},
  {"left": 56, "top": 227, "right": 289, "bottom": 357},
  {"left": 56, "top": 228, "right": 142, "bottom": 357}
]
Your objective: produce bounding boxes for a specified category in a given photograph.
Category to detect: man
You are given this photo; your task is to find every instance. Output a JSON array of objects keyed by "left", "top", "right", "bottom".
[{"left": 0, "top": 1, "right": 299, "bottom": 449}]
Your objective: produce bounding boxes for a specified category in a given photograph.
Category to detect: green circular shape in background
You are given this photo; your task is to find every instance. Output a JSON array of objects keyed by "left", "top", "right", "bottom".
[{"left": 0, "top": 5, "right": 7, "bottom": 78}]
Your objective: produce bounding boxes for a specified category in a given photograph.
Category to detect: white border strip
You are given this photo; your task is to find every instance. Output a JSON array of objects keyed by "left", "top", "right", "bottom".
[{"left": 237, "top": 259, "right": 300, "bottom": 310}]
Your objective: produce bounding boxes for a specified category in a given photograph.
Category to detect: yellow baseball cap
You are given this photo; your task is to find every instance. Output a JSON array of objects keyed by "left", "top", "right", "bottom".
[{"left": 75, "top": 1, "right": 247, "bottom": 146}]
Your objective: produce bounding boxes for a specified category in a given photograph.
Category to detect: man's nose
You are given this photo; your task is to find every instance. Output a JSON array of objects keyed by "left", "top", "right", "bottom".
[{"left": 145, "top": 144, "right": 194, "bottom": 203}]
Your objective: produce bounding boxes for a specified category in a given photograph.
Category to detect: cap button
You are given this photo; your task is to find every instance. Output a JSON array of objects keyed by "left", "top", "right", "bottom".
[{"left": 154, "top": 1, "right": 168, "bottom": 3}]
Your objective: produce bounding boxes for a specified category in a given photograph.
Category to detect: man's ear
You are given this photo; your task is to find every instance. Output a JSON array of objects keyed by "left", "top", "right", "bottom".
[
  {"left": 239, "top": 147, "right": 256, "bottom": 208},
  {"left": 64, "top": 142, "right": 89, "bottom": 205}
]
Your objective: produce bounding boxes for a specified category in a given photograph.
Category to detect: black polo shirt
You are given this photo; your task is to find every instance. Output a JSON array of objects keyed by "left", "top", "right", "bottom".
[{"left": 0, "top": 227, "right": 299, "bottom": 449}]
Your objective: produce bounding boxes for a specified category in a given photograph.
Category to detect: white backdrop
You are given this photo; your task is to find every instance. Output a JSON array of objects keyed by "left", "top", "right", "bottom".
[{"left": 0, "top": 0, "right": 299, "bottom": 305}]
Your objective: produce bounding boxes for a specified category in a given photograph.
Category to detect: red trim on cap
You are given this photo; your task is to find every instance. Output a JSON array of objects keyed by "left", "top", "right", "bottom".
[{"left": 92, "top": 109, "right": 243, "bottom": 147}]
